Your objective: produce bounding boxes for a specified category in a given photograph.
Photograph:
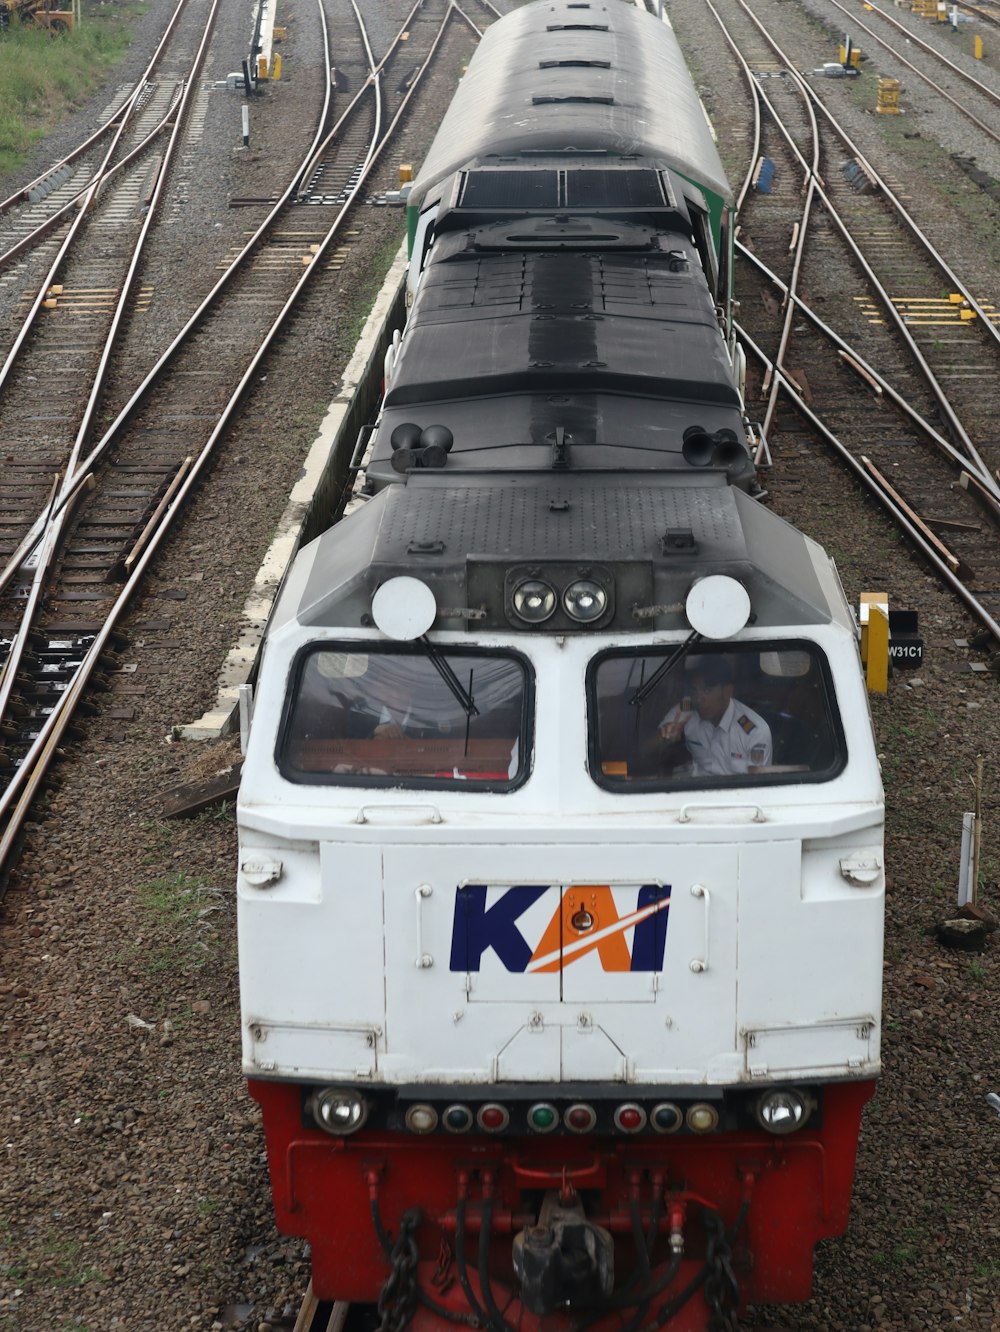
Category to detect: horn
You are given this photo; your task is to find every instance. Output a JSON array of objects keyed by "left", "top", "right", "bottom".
[
  {"left": 390, "top": 422, "right": 423, "bottom": 451},
  {"left": 420, "top": 424, "right": 454, "bottom": 453},
  {"left": 713, "top": 429, "right": 745, "bottom": 466},
  {"left": 682, "top": 426, "right": 715, "bottom": 467}
]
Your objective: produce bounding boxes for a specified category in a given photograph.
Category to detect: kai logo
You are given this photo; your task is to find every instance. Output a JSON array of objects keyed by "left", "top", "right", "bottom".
[{"left": 449, "top": 884, "right": 670, "bottom": 973}]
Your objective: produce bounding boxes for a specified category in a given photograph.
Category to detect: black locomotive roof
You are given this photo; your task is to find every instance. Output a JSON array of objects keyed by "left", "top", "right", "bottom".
[
  {"left": 278, "top": 476, "right": 847, "bottom": 635},
  {"left": 367, "top": 224, "right": 746, "bottom": 485},
  {"left": 407, "top": 1, "right": 731, "bottom": 213}
]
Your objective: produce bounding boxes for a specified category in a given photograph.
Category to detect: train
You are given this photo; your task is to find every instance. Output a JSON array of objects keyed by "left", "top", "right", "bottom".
[{"left": 236, "top": 3, "right": 885, "bottom": 1328}]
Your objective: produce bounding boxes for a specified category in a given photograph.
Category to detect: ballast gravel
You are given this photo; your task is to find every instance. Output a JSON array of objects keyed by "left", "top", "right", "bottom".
[{"left": 0, "top": 1, "right": 998, "bottom": 1329}]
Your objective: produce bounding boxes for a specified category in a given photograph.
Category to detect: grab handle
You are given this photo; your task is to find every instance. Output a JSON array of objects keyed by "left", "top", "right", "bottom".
[{"left": 689, "top": 883, "right": 710, "bottom": 974}]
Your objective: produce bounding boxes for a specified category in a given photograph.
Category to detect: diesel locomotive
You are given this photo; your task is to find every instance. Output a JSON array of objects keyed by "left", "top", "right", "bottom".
[{"left": 236, "top": 4, "right": 885, "bottom": 1328}]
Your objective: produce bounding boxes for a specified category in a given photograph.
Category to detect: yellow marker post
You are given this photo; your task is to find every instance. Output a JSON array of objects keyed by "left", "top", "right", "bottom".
[
  {"left": 975, "top": 35, "right": 983, "bottom": 59},
  {"left": 860, "top": 594, "right": 890, "bottom": 692},
  {"left": 867, "top": 605, "right": 890, "bottom": 693},
  {"left": 876, "top": 78, "right": 901, "bottom": 114},
  {"left": 859, "top": 591, "right": 886, "bottom": 664},
  {"left": 258, "top": 55, "right": 268, "bottom": 80},
  {"left": 272, "top": 53, "right": 282, "bottom": 80}
]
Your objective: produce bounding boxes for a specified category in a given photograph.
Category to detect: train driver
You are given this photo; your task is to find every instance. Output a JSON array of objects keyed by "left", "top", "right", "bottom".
[{"left": 658, "top": 655, "right": 772, "bottom": 777}]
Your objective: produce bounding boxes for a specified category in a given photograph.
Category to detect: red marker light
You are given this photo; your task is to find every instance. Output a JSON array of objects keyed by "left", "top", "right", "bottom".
[
  {"left": 477, "top": 1104, "right": 509, "bottom": 1132},
  {"left": 614, "top": 1104, "right": 646, "bottom": 1133},
  {"left": 565, "top": 1104, "right": 596, "bottom": 1133}
]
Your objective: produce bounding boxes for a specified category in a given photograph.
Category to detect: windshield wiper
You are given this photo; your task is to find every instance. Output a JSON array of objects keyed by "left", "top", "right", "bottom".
[
  {"left": 628, "top": 630, "right": 701, "bottom": 708},
  {"left": 419, "top": 636, "right": 479, "bottom": 719}
]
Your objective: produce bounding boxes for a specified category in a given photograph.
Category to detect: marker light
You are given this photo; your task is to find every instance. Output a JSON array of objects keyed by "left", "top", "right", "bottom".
[
  {"left": 686, "top": 1103, "right": 720, "bottom": 1133},
  {"left": 310, "top": 1088, "right": 369, "bottom": 1136},
  {"left": 562, "top": 579, "right": 608, "bottom": 623},
  {"left": 613, "top": 1104, "right": 647, "bottom": 1133},
  {"left": 477, "top": 1104, "right": 510, "bottom": 1133},
  {"left": 405, "top": 1104, "right": 438, "bottom": 1134},
  {"left": 512, "top": 579, "right": 557, "bottom": 624},
  {"left": 443, "top": 1105, "right": 473, "bottom": 1133},
  {"left": 756, "top": 1089, "right": 811, "bottom": 1135},
  {"left": 651, "top": 1102, "right": 683, "bottom": 1134},
  {"left": 565, "top": 1104, "right": 597, "bottom": 1133},
  {"left": 528, "top": 1103, "right": 558, "bottom": 1132}
]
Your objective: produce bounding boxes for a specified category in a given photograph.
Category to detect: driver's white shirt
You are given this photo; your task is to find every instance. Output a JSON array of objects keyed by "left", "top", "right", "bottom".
[{"left": 662, "top": 697, "right": 772, "bottom": 776}]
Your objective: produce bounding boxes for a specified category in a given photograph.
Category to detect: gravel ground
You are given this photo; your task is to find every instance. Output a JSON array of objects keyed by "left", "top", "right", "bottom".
[{"left": 0, "top": 2, "right": 998, "bottom": 1330}]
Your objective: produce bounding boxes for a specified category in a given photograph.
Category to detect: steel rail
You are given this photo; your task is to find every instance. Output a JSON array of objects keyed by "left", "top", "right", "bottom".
[
  {"left": 827, "top": 0, "right": 1000, "bottom": 124},
  {"left": 0, "top": 81, "right": 185, "bottom": 275},
  {"left": 757, "top": 71, "right": 820, "bottom": 448},
  {"left": 736, "top": 240, "right": 992, "bottom": 482},
  {"left": 0, "top": 0, "right": 460, "bottom": 856},
  {"left": 701, "top": 0, "right": 762, "bottom": 212},
  {"left": 0, "top": 0, "right": 338, "bottom": 600},
  {"left": 729, "top": 0, "right": 1000, "bottom": 502},
  {"left": 732, "top": 0, "right": 1000, "bottom": 356},
  {"left": 0, "top": 0, "right": 191, "bottom": 219},
  {"left": 0, "top": 14, "right": 198, "bottom": 401},
  {"left": 451, "top": 0, "right": 503, "bottom": 34},
  {"left": 0, "top": 0, "right": 225, "bottom": 734},
  {"left": 736, "top": 321, "right": 1000, "bottom": 647},
  {"left": 699, "top": 0, "right": 825, "bottom": 448}
]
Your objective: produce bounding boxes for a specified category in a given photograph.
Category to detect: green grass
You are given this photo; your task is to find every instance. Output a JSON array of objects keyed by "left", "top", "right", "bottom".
[
  {"left": 139, "top": 870, "right": 214, "bottom": 923},
  {"left": 0, "top": 2, "right": 142, "bottom": 177},
  {"left": 136, "top": 871, "right": 223, "bottom": 975}
]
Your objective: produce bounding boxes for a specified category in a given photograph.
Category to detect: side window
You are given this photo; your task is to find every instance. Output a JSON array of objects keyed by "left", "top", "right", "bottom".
[
  {"left": 589, "top": 644, "right": 845, "bottom": 791},
  {"left": 279, "top": 646, "right": 530, "bottom": 790}
]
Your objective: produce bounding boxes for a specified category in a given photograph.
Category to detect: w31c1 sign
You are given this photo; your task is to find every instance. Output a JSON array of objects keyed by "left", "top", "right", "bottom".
[
  {"left": 888, "top": 610, "right": 922, "bottom": 669},
  {"left": 889, "top": 637, "right": 923, "bottom": 668}
]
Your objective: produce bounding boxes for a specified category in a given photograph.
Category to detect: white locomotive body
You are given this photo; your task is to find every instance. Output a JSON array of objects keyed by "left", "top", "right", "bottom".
[{"left": 237, "top": 4, "right": 884, "bottom": 1326}]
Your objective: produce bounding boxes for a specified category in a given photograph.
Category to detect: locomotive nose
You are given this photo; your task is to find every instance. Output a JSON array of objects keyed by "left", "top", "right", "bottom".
[{"left": 512, "top": 1192, "right": 614, "bottom": 1315}]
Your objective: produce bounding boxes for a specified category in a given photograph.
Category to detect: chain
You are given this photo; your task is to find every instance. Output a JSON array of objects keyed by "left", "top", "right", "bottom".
[
  {"left": 703, "top": 1209, "right": 742, "bottom": 1332},
  {"left": 376, "top": 1209, "right": 421, "bottom": 1332}
]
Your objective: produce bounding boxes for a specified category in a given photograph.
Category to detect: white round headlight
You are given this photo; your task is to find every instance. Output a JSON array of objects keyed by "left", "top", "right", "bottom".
[
  {"left": 562, "top": 579, "right": 607, "bottom": 623},
  {"left": 512, "top": 579, "right": 557, "bottom": 624},
  {"left": 756, "top": 1089, "right": 810, "bottom": 1135},
  {"left": 310, "top": 1088, "right": 369, "bottom": 1136}
]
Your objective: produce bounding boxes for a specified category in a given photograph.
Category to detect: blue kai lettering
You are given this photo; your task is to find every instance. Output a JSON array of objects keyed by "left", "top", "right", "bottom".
[
  {"left": 449, "top": 884, "right": 549, "bottom": 972},
  {"left": 449, "top": 884, "right": 670, "bottom": 973}
]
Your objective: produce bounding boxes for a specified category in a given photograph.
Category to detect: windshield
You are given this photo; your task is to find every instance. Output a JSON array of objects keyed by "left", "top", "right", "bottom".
[
  {"left": 589, "top": 642, "right": 845, "bottom": 790},
  {"left": 279, "top": 645, "right": 530, "bottom": 788}
]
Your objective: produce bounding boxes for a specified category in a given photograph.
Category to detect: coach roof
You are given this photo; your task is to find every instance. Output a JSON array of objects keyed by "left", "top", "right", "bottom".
[{"left": 407, "top": 1, "right": 731, "bottom": 212}]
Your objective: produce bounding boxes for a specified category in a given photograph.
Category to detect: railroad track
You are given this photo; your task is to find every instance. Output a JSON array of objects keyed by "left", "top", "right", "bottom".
[
  {"left": 686, "top": 0, "right": 1000, "bottom": 648},
  {"left": 0, "top": 0, "right": 484, "bottom": 879},
  {"left": 823, "top": 0, "right": 1000, "bottom": 146},
  {"left": 293, "top": 1286, "right": 348, "bottom": 1332},
  {"left": 0, "top": 0, "right": 201, "bottom": 286}
]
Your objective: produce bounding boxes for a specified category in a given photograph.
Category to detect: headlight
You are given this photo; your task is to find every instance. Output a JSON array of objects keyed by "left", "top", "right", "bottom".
[
  {"left": 755, "top": 1088, "right": 812, "bottom": 1135},
  {"left": 562, "top": 579, "right": 608, "bottom": 623},
  {"left": 310, "top": 1087, "right": 369, "bottom": 1136},
  {"left": 512, "top": 579, "right": 557, "bottom": 624}
]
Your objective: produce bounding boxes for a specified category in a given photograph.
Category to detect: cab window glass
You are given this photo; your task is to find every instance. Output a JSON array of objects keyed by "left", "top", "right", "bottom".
[
  {"left": 280, "top": 646, "right": 529, "bottom": 788},
  {"left": 589, "top": 643, "right": 844, "bottom": 790}
]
